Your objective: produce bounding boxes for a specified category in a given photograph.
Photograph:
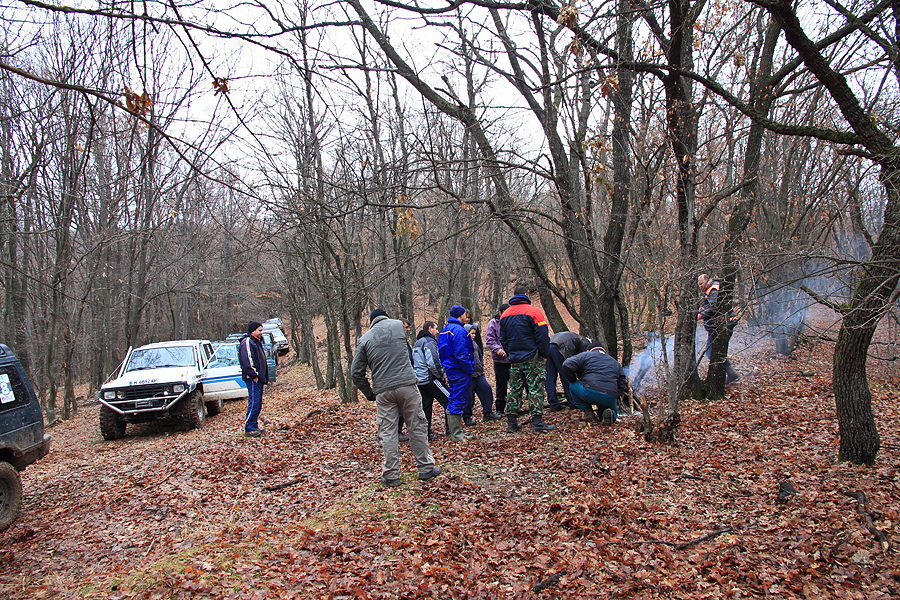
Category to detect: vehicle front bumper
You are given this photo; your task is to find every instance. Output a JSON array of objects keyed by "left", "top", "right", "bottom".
[{"left": 99, "top": 388, "right": 190, "bottom": 415}]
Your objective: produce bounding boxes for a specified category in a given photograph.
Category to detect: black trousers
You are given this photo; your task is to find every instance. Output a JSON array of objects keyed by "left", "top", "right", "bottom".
[
  {"left": 418, "top": 379, "right": 449, "bottom": 435},
  {"left": 493, "top": 361, "right": 510, "bottom": 414}
]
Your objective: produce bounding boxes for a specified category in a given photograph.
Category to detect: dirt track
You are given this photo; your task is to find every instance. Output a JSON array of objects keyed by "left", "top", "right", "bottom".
[{"left": 2, "top": 330, "right": 899, "bottom": 599}]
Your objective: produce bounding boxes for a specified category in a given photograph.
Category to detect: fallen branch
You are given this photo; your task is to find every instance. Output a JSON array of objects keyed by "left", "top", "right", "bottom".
[
  {"left": 638, "top": 526, "right": 733, "bottom": 550},
  {"left": 532, "top": 569, "right": 566, "bottom": 592},
  {"left": 264, "top": 478, "right": 303, "bottom": 492},
  {"left": 843, "top": 490, "right": 892, "bottom": 552},
  {"left": 304, "top": 404, "right": 341, "bottom": 420}
]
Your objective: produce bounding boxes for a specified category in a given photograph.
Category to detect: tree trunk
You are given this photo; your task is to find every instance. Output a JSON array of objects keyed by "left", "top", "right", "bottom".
[
  {"left": 763, "top": 0, "right": 900, "bottom": 463},
  {"left": 706, "top": 18, "right": 780, "bottom": 398},
  {"left": 598, "top": 0, "right": 635, "bottom": 359},
  {"left": 833, "top": 316, "right": 880, "bottom": 464}
]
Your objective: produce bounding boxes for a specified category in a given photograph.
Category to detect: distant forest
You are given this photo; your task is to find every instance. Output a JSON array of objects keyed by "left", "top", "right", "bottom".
[{"left": 1, "top": 0, "right": 897, "bottom": 463}]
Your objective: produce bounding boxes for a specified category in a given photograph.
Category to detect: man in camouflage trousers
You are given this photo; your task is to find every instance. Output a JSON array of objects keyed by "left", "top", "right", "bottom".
[{"left": 499, "top": 285, "right": 556, "bottom": 433}]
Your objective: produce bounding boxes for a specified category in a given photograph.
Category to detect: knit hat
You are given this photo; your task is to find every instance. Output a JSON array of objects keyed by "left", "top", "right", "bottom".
[
  {"left": 449, "top": 305, "right": 467, "bottom": 318},
  {"left": 369, "top": 308, "right": 388, "bottom": 324},
  {"left": 588, "top": 342, "right": 606, "bottom": 352},
  {"left": 247, "top": 321, "right": 263, "bottom": 334}
]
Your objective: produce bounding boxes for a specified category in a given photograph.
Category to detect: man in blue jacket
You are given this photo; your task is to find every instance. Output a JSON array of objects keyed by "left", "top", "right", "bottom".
[
  {"left": 438, "top": 305, "right": 474, "bottom": 441},
  {"left": 238, "top": 321, "right": 268, "bottom": 438}
]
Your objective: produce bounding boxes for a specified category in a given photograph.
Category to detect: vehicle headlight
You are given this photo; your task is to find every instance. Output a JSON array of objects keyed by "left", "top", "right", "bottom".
[
  {"left": 102, "top": 390, "right": 116, "bottom": 400},
  {"left": 173, "top": 384, "right": 186, "bottom": 393}
]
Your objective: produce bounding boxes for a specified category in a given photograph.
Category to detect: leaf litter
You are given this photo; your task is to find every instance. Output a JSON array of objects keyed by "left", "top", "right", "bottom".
[{"left": 1, "top": 334, "right": 899, "bottom": 599}]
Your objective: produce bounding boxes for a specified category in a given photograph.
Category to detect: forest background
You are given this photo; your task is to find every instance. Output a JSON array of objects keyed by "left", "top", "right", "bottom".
[{"left": 1, "top": 0, "right": 899, "bottom": 465}]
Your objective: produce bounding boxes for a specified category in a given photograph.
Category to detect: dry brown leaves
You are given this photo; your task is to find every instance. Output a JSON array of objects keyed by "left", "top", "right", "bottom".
[{"left": 1, "top": 335, "right": 898, "bottom": 599}]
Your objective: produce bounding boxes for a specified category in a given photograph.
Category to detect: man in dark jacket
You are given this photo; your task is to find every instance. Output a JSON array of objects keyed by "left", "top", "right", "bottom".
[
  {"left": 412, "top": 321, "right": 449, "bottom": 441},
  {"left": 546, "top": 331, "right": 592, "bottom": 412},
  {"left": 499, "top": 285, "right": 555, "bottom": 433},
  {"left": 238, "top": 321, "right": 268, "bottom": 437},
  {"left": 438, "top": 305, "right": 474, "bottom": 441},
  {"left": 485, "top": 303, "right": 510, "bottom": 415},
  {"left": 562, "top": 343, "right": 627, "bottom": 426},
  {"left": 698, "top": 274, "right": 739, "bottom": 384},
  {"left": 352, "top": 309, "right": 441, "bottom": 487},
  {"left": 465, "top": 323, "right": 502, "bottom": 423}
]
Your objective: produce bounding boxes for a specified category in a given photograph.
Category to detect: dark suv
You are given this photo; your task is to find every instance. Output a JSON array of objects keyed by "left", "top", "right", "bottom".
[{"left": 0, "top": 344, "right": 50, "bottom": 531}]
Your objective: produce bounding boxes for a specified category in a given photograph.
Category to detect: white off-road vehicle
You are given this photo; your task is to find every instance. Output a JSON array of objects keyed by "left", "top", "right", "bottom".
[{"left": 98, "top": 340, "right": 222, "bottom": 440}]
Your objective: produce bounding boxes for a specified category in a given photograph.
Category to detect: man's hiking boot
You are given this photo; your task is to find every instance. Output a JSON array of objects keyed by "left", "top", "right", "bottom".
[
  {"left": 381, "top": 477, "right": 402, "bottom": 487},
  {"left": 601, "top": 408, "right": 614, "bottom": 426},
  {"left": 581, "top": 409, "right": 598, "bottom": 422},
  {"left": 483, "top": 412, "right": 503, "bottom": 421},
  {"left": 506, "top": 414, "right": 521, "bottom": 432},
  {"left": 463, "top": 416, "right": 476, "bottom": 426},
  {"left": 532, "top": 415, "right": 557, "bottom": 433},
  {"left": 418, "top": 466, "right": 442, "bottom": 481}
]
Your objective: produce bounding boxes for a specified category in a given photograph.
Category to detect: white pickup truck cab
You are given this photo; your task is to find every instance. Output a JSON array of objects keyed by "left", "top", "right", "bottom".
[{"left": 98, "top": 340, "right": 224, "bottom": 440}]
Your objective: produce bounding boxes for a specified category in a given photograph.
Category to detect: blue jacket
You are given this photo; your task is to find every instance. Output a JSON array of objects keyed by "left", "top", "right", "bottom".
[
  {"left": 438, "top": 317, "right": 474, "bottom": 374},
  {"left": 499, "top": 295, "right": 550, "bottom": 363}
]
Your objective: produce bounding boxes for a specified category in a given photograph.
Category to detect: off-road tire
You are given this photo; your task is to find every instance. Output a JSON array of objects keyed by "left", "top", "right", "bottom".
[
  {"left": 205, "top": 395, "right": 223, "bottom": 417},
  {"left": 100, "top": 405, "right": 127, "bottom": 440},
  {"left": 177, "top": 391, "right": 206, "bottom": 430},
  {"left": 0, "top": 461, "right": 23, "bottom": 532}
]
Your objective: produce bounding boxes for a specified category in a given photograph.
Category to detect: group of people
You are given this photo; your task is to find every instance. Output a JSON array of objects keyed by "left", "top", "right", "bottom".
[
  {"left": 239, "top": 276, "right": 738, "bottom": 486},
  {"left": 351, "top": 285, "right": 631, "bottom": 486}
]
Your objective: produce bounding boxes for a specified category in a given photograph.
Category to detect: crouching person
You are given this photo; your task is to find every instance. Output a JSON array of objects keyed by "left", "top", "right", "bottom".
[
  {"left": 561, "top": 343, "right": 626, "bottom": 426},
  {"left": 352, "top": 308, "right": 441, "bottom": 487}
]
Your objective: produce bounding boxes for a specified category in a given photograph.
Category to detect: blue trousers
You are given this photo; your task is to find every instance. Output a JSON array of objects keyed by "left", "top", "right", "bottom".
[
  {"left": 244, "top": 379, "right": 263, "bottom": 432},
  {"left": 544, "top": 344, "right": 569, "bottom": 408},
  {"left": 569, "top": 382, "right": 617, "bottom": 422},
  {"left": 445, "top": 368, "right": 472, "bottom": 415},
  {"left": 463, "top": 374, "right": 494, "bottom": 417}
]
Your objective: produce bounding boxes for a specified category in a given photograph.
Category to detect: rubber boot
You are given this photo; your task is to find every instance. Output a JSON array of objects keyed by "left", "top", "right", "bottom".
[
  {"left": 725, "top": 362, "right": 740, "bottom": 385},
  {"left": 532, "top": 414, "right": 557, "bottom": 433},
  {"left": 447, "top": 414, "right": 464, "bottom": 441},
  {"left": 506, "top": 413, "right": 521, "bottom": 432}
]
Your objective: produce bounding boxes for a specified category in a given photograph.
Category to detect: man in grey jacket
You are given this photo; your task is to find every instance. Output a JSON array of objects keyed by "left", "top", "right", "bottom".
[{"left": 352, "top": 308, "right": 441, "bottom": 486}]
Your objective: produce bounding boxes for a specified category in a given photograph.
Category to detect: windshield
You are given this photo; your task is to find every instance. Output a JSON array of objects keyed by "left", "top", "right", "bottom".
[
  {"left": 124, "top": 346, "right": 195, "bottom": 372},
  {"left": 211, "top": 343, "right": 240, "bottom": 367}
]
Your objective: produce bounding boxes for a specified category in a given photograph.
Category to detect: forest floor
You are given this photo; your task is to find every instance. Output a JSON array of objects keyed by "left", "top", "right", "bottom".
[{"left": 2, "top": 321, "right": 900, "bottom": 599}]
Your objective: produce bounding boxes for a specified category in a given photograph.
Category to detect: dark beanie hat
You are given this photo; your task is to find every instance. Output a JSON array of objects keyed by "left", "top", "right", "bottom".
[
  {"left": 588, "top": 341, "right": 606, "bottom": 352},
  {"left": 369, "top": 308, "right": 388, "bottom": 324},
  {"left": 449, "top": 305, "right": 467, "bottom": 318},
  {"left": 248, "top": 321, "right": 263, "bottom": 334}
]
